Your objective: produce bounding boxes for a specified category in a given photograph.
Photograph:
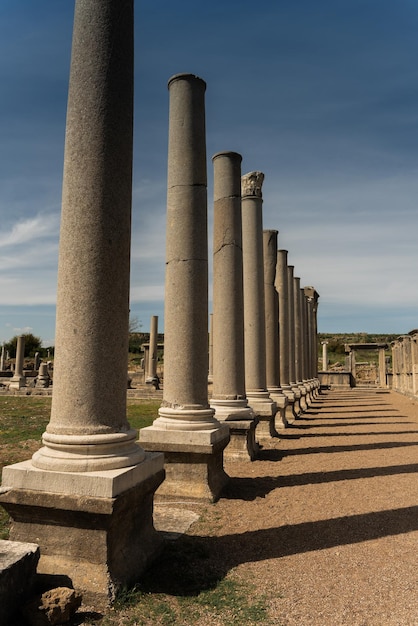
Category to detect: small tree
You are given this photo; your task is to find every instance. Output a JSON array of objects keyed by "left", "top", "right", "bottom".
[
  {"left": 129, "top": 316, "right": 142, "bottom": 333},
  {"left": 4, "top": 333, "right": 43, "bottom": 358}
]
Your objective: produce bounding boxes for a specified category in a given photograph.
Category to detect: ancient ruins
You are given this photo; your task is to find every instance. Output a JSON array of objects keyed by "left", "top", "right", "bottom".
[{"left": 0, "top": 0, "right": 417, "bottom": 620}]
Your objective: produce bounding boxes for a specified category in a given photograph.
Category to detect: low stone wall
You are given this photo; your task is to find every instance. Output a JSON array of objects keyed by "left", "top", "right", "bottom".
[{"left": 318, "top": 371, "right": 354, "bottom": 389}]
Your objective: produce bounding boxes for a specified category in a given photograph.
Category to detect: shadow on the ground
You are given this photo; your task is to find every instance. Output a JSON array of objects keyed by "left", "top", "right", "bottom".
[
  {"left": 254, "top": 439, "right": 418, "bottom": 462},
  {"left": 279, "top": 429, "right": 418, "bottom": 439},
  {"left": 137, "top": 505, "right": 418, "bottom": 596},
  {"left": 221, "top": 462, "right": 418, "bottom": 499},
  {"left": 313, "top": 408, "right": 400, "bottom": 413},
  {"left": 279, "top": 440, "right": 418, "bottom": 457},
  {"left": 290, "top": 420, "right": 414, "bottom": 429}
]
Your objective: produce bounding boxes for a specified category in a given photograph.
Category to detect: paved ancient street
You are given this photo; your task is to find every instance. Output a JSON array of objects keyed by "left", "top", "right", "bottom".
[{"left": 181, "top": 387, "right": 418, "bottom": 625}]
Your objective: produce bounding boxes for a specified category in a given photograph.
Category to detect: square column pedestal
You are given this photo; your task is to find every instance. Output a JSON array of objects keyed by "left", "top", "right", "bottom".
[
  {"left": 0, "top": 453, "right": 164, "bottom": 607},
  {"left": 140, "top": 426, "right": 230, "bottom": 502},
  {"left": 223, "top": 419, "right": 260, "bottom": 461},
  {"left": 247, "top": 393, "right": 278, "bottom": 441}
]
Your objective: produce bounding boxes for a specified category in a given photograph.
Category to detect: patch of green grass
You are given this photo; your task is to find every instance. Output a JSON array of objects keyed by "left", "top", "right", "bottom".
[
  {"left": 96, "top": 536, "right": 271, "bottom": 625},
  {"left": 100, "top": 578, "right": 270, "bottom": 626},
  {"left": 100, "top": 576, "right": 269, "bottom": 626},
  {"left": 127, "top": 400, "right": 160, "bottom": 430},
  {"left": 0, "top": 396, "right": 51, "bottom": 445},
  {"left": 0, "top": 397, "right": 159, "bottom": 541},
  {"left": 0, "top": 507, "right": 10, "bottom": 540}
]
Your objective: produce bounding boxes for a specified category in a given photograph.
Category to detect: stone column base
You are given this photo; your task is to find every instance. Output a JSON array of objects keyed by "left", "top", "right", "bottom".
[
  {"left": 255, "top": 415, "right": 279, "bottom": 439},
  {"left": 8, "top": 376, "right": 26, "bottom": 390},
  {"left": 281, "top": 389, "right": 296, "bottom": 423},
  {"left": 246, "top": 392, "right": 277, "bottom": 440},
  {"left": 140, "top": 426, "right": 230, "bottom": 502},
  {"left": 290, "top": 385, "right": 302, "bottom": 416},
  {"left": 268, "top": 391, "right": 289, "bottom": 429},
  {"left": 0, "top": 454, "right": 165, "bottom": 607},
  {"left": 210, "top": 401, "right": 259, "bottom": 461},
  {"left": 224, "top": 419, "right": 260, "bottom": 461},
  {"left": 298, "top": 385, "right": 308, "bottom": 412}
]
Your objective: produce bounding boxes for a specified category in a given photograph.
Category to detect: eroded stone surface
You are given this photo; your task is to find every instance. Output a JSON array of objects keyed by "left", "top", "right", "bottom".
[
  {"left": 0, "top": 539, "right": 39, "bottom": 625},
  {"left": 23, "top": 587, "right": 82, "bottom": 626}
]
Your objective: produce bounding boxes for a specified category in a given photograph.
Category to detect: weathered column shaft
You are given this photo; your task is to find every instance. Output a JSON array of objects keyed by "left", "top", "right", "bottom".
[
  {"left": 241, "top": 172, "right": 276, "bottom": 426},
  {"left": 294, "top": 277, "right": 302, "bottom": 383},
  {"left": 210, "top": 152, "right": 257, "bottom": 459},
  {"left": 263, "top": 230, "right": 280, "bottom": 392},
  {"left": 263, "top": 230, "right": 288, "bottom": 427},
  {"left": 276, "top": 251, "right": 290, "bottom": 388},
  {"left": 294, "top": 277, "right": 308, "bottom": 411},
  {"left": 146, "top": 315, "right": 158, "bottom": 381},
  {"left": 322, "top": 341, "right": 328, "bottom": 372},
  {"left": 287, "top": 266, "right": 302, "bottom": 414},
  {"left": 276, "top": 250, "right": 296, "bottom": 418},
  {"left": 212, "top": 152, "right": 246, "bottom": 400},
  {"left": 160, "top": 74, "right": 212, "bottom": 416},
  {"left": 287, "top": 266, "right": 296, "bottom": 385},
  {"left": 54, "top": 1, "right": 133, "bottom": 425},
  {"left": 9, "top": 335, "right": 26, "bottom": 389},
  {"left": 208, "top": 313, "right": 214, "bottom": 383},
  {"left": 1, "top": 0, "right": 164, "bottom": 604},
  {"left": 378, "top": 347, "right": 386, "bottom": 388},
  {"left": 14, "top": 335, "right": 25, "bottom": 377},
  {"left": 300, "top": 289, "right": 308, "bottom": 381},
  {"left": 241, "top": 173, "right": 267, "bottom": 392},
  {"left": 304, "top": 286, "right": 320, "bottom": 395},
  {"left": 30, "top": 0, "right": 143, "bottom": 472},
  {"left": 140, "top": 74, "right": 229, "bottom": 501}
]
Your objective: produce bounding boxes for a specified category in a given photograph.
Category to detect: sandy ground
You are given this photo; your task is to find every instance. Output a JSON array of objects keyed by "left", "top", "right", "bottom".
[{"left": 186, "top": 387, "right": 418, "bottom": 625}]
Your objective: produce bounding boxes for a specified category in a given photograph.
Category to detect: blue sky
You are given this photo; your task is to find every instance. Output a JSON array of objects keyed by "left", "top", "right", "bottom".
[{"left": 1, "top": 0, "right": 417, "bottom": 345}]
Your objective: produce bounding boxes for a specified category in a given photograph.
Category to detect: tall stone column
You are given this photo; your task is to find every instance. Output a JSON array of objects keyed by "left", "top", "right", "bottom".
[
  {"left": 1, "top": 0, "right": 164, "bottom": 604},
  {"left": 145, "top": 315, "right": 158, "bottom": 384},
  {"left": 1, "top": 343, "right": 5, "bottom": 371},
  {"left": 287, "top": 265, "right": 301, "bottom": 415},
  {"left": 263, "top": 230, "right": 288, "bottom": 429},
  {"left": 404, "top": 335, "right": 413, "bottom": 394},
  {"left": 276, "top": 250, "right": 296, "bottom": 421},
  {"left": 378, "top": 347, "right": 387, "bottom": 388},
  {"left": 9, "top": 335, "right": 26, "bottom": 389},
  {"left": 411, "top": 333, "right": 418, "bottom": 396},
  {"left": 140, "top": 74, "right": 229, "bottom": 501},
  {"left": 304, "top": 286, "right": 320, "bottom": 396},
  {"left": 241, "top": 172, "right": 277, "bottom": 437},
  {"left": 208, "top": 313, "right": 214, "bottom": 384},
  {"left": 210, "top": 152, "right": 258, "bottom": 460},
  {"left": 300, "top": 288, "right": 313, "bottom": 405},
  {"left": 391, "top": 341, "right": 398, "bottom": 391},
  {"left": 294, "top": 276, "right": 308, "bottom": 411},
  {"left": 322, "top": 341, "right": 329, "bottom": 371}
]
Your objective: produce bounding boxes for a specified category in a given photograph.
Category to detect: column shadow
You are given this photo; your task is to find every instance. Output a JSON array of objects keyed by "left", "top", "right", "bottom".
[
  {"left": 279, "top": 430, "right": 418, "bottom": 439},
  {"left": 280, "top": 440, "right": 418, "bottom": 457},
  {"left": 222, "top": 462, "right": 418, "bottom": 499},
  {"left": 138, "top": 505, "right": 418, "bottom": 596}
]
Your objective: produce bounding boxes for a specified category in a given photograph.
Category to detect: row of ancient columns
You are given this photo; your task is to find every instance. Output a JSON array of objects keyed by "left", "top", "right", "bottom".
[
  {"left": 0, "top": 2, "right": 320, "bottom": 606},
  {"left": 140, "top": 74, "right": 321, "bottom": 487},
  {"left": 391, "top": 331, "right": 418, "bottom": 396}
]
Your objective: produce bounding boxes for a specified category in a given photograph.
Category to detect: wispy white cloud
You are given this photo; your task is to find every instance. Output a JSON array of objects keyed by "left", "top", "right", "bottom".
[{"left": 0, "top": 214, "right": 59, "bottom": 248}]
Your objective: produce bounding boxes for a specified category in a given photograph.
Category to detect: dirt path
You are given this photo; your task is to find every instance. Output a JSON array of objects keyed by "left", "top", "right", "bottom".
[{"left": 188, "top": 388, "right": 418, "bottom": 625}]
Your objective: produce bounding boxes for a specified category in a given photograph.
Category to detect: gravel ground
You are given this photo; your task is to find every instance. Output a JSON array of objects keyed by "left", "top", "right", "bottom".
[{"left": 188, "top": 387, "right": 418, "bottom": 625}]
